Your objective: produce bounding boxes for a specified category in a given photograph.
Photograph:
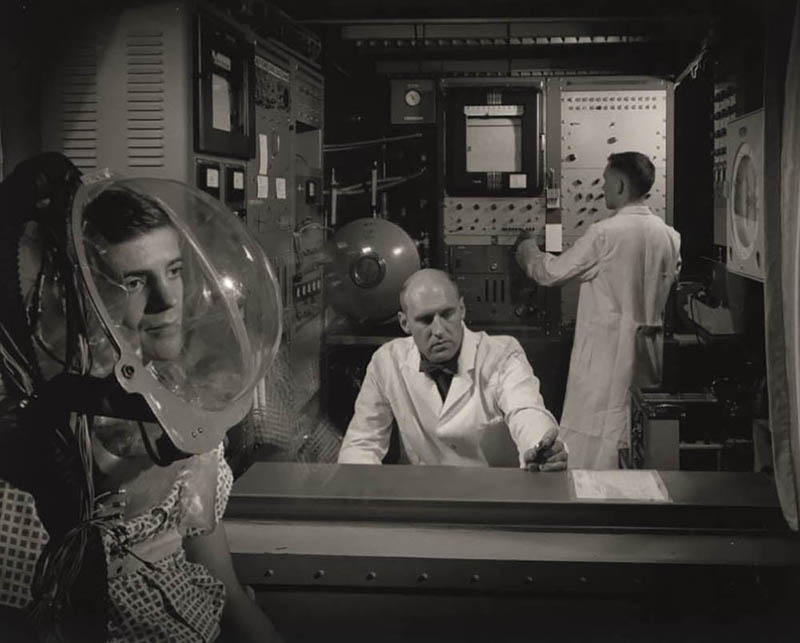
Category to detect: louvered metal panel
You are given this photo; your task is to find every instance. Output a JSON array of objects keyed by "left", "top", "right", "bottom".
[
  {"left": 57, "top": 45, "right": 98, "bottom": 169},
  {"left": 126, "top": 32, "right": 165, "bottom": 168}
]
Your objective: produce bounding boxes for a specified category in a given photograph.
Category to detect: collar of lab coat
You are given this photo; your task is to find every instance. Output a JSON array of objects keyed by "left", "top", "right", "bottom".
[
  {"left": 615, "top": 203, "right": 654, "bottom": 217},
  {"left": 404, "top": 324, "right": 478, "bottom": 414}
]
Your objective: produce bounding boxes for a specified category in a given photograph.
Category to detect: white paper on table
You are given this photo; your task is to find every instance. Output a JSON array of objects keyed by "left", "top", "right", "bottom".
[
  {"left": 256, "top": 175, "right": 269, "bottom": 199},
  {"left": 570, "top": 469, "right": 671, "bottom": 503}
]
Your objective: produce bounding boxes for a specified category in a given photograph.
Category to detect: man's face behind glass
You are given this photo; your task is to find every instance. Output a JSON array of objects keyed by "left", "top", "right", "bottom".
[{"left": 103, "top": 226, "right": 184, "bottom": 362}]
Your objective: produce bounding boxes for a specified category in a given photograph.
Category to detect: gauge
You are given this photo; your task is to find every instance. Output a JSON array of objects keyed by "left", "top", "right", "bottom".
[
  {"left": 729, "top": 142, "right": 759, "bottom": 258},
  {"left": 404, "top": 89, "right": 421, "bottom": 107}
]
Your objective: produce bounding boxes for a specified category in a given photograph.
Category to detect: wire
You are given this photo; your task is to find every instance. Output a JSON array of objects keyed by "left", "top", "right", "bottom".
[
  {"left": 686, "top": 292, "right": 704, "bottom": 346},
  {"left": 294, "top": 153, "right": 310, "bottom": 170},
  {"left": 327, "top": 167, "right": 427, "bottom": 196},
  {"left": 26, "top": 242, "right": 100, "bottom": 631},
  {"left": 324, "top": 132, "right": 424, "bottom": 153},
  {"left": 296, "top": 220, "right": 333, "bottom": 235},
  {"left": 0, "top": 321, "right": 36, "bottom": 395},
  {"left": 675, "top": 33, "right": 710, "bottom": 87},
  {"left": 33, "top": 332, "right": 66, "bottom": 367},
  {"left": 292, "top": 221, "right": 333, "bottom": 264}
]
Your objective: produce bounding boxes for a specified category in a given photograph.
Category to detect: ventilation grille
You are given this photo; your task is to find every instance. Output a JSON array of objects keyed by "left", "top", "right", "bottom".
[
  {"left": 126, "top": 32, "right": 165, "bottom": 167},
  {"left": 58, "top": 45, "right": 98, "bottom": 169},
  {"left": 483, "top": 277, "right": 507, "bottom": 304}
]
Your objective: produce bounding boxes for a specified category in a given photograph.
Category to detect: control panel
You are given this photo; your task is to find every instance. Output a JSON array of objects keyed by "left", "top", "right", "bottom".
[
  {"left": 713, "top": 82, "right": 738, "bottom": 246},
  {"left": 247, "top": 49, "right": 295, "bottom": 234},
  {"left": 440, "top": 77, "right": 673, "bottom": 327},
  {"left": 442, "top": 197, "right": 546, "bottom": 245},
  {"left": 293, "top": 267, "right": 324, "bottom": 327},
  {"left": 559, "top": 87, "right": 668, "bottom": 251},
  {"left": 294, "top": 63, "right": 324, "bottom": 128},
  {"left": 450, "top": 245, "right": 550, "bottom": 327}
]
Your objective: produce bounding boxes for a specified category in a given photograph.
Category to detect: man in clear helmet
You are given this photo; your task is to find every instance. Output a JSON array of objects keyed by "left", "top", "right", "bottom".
[
  {"left": 515, "top": 151, "right": 682, "bottom": 470},
  {"left": 0, "top": 153, "right": 283, "bottom": 642},
  {"left": 338, "top": 268, "right": 567, "bottom": 470}
]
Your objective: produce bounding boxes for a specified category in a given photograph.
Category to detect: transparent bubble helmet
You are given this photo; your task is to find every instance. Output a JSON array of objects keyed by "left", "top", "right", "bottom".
[{"left": 70, "top": 177, "right": 282, "bottom": 454}]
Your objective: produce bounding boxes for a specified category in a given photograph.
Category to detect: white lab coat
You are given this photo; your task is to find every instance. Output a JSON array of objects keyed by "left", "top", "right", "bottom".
[
  {"left": 516, "top": 205, "right": 681, "bottom": 469},
  {"left": 338, "top": 326, "right": 558, "bottom": 467}
]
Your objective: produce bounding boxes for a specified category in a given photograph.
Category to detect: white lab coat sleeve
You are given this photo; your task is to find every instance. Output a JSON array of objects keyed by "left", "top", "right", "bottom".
[
  {"left": 515, "top": 224, "right": 606, "bottom": 287},
  {"left": 337, "top": 356, "right": 394, "bottom": 464},
  {"left": 673, "top": 234, "right": 683, "bottom": 281},
  {"left": 493, "top": 343, "right": 560, "bottom": 467}
]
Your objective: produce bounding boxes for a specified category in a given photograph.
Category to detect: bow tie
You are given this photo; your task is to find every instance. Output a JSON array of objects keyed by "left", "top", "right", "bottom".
[
  {"left": 419, "top": 353, "right": 459, "bottom": 401},
  {"left": 419, "top": 354, "right": 459, "bottom": 377}
]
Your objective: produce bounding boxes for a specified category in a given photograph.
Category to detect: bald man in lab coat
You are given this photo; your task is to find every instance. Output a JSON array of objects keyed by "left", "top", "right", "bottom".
[
  {"left": 338, "top": 269, "right": 567, "bottom": 470},
  {"left": 516, "top": 151, "right": 681, "bottom": 470}
]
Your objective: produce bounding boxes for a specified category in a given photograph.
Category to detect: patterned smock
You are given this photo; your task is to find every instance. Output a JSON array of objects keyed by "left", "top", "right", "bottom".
[{"left": 100, "top": 444, "right": 233, "bottom": 642}]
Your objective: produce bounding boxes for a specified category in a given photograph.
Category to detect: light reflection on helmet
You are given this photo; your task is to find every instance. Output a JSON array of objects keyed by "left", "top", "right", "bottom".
[{"left": 70, "top": 177, "right": 282, "bottom": 455}]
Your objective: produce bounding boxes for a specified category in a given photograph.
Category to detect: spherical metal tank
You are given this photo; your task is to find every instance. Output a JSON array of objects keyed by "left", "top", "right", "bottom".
[{"left": 325, "top": 218, "right": 420, "bottom": 324}]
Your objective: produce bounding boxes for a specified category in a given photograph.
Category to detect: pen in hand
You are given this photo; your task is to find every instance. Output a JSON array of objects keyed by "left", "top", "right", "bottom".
[{"left": 524, "top": 432, "right": 556, "bottom": 471}]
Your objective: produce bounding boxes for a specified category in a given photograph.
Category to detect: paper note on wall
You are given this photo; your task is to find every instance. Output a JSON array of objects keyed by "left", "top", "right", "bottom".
[
  {"left": 509, "top": 173, "right": 527, "bottom": 189},
  {"left": 545, "top": 223, "right": 563, "bottom": 252},
  {"left": 211, "top": 74, "right": 232, "bottom": 132},
  {"left": 257, "top": 175, "right": 269, "bottom": 199},
  {"left": 276, "top": 177, "right": 286, "bottom": 200},
  {"left": 571, "top": 470, "right": 671, "bottom": 503},
  {"left": 206, "top": 168, "right": 219, "bottom": 189}
]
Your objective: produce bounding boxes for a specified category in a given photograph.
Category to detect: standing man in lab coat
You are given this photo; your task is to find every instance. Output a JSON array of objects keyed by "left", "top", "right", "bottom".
[
  {"left": 338, "top": 269, "right": 566, "bottom": 470},
  {"left": 515, "top": 151, "right": 681, "bottom": 469}
]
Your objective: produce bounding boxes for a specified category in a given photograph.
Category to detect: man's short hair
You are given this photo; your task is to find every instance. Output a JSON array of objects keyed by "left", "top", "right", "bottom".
[
  {"left": 607, "top": 152, "right": 655, "bottom": 199},
  {"left": 398, "top": 270, "right": 460, "bottom": 313},
  {"left": 83, "top": 187, "right": 172, "bottom": 244}
]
